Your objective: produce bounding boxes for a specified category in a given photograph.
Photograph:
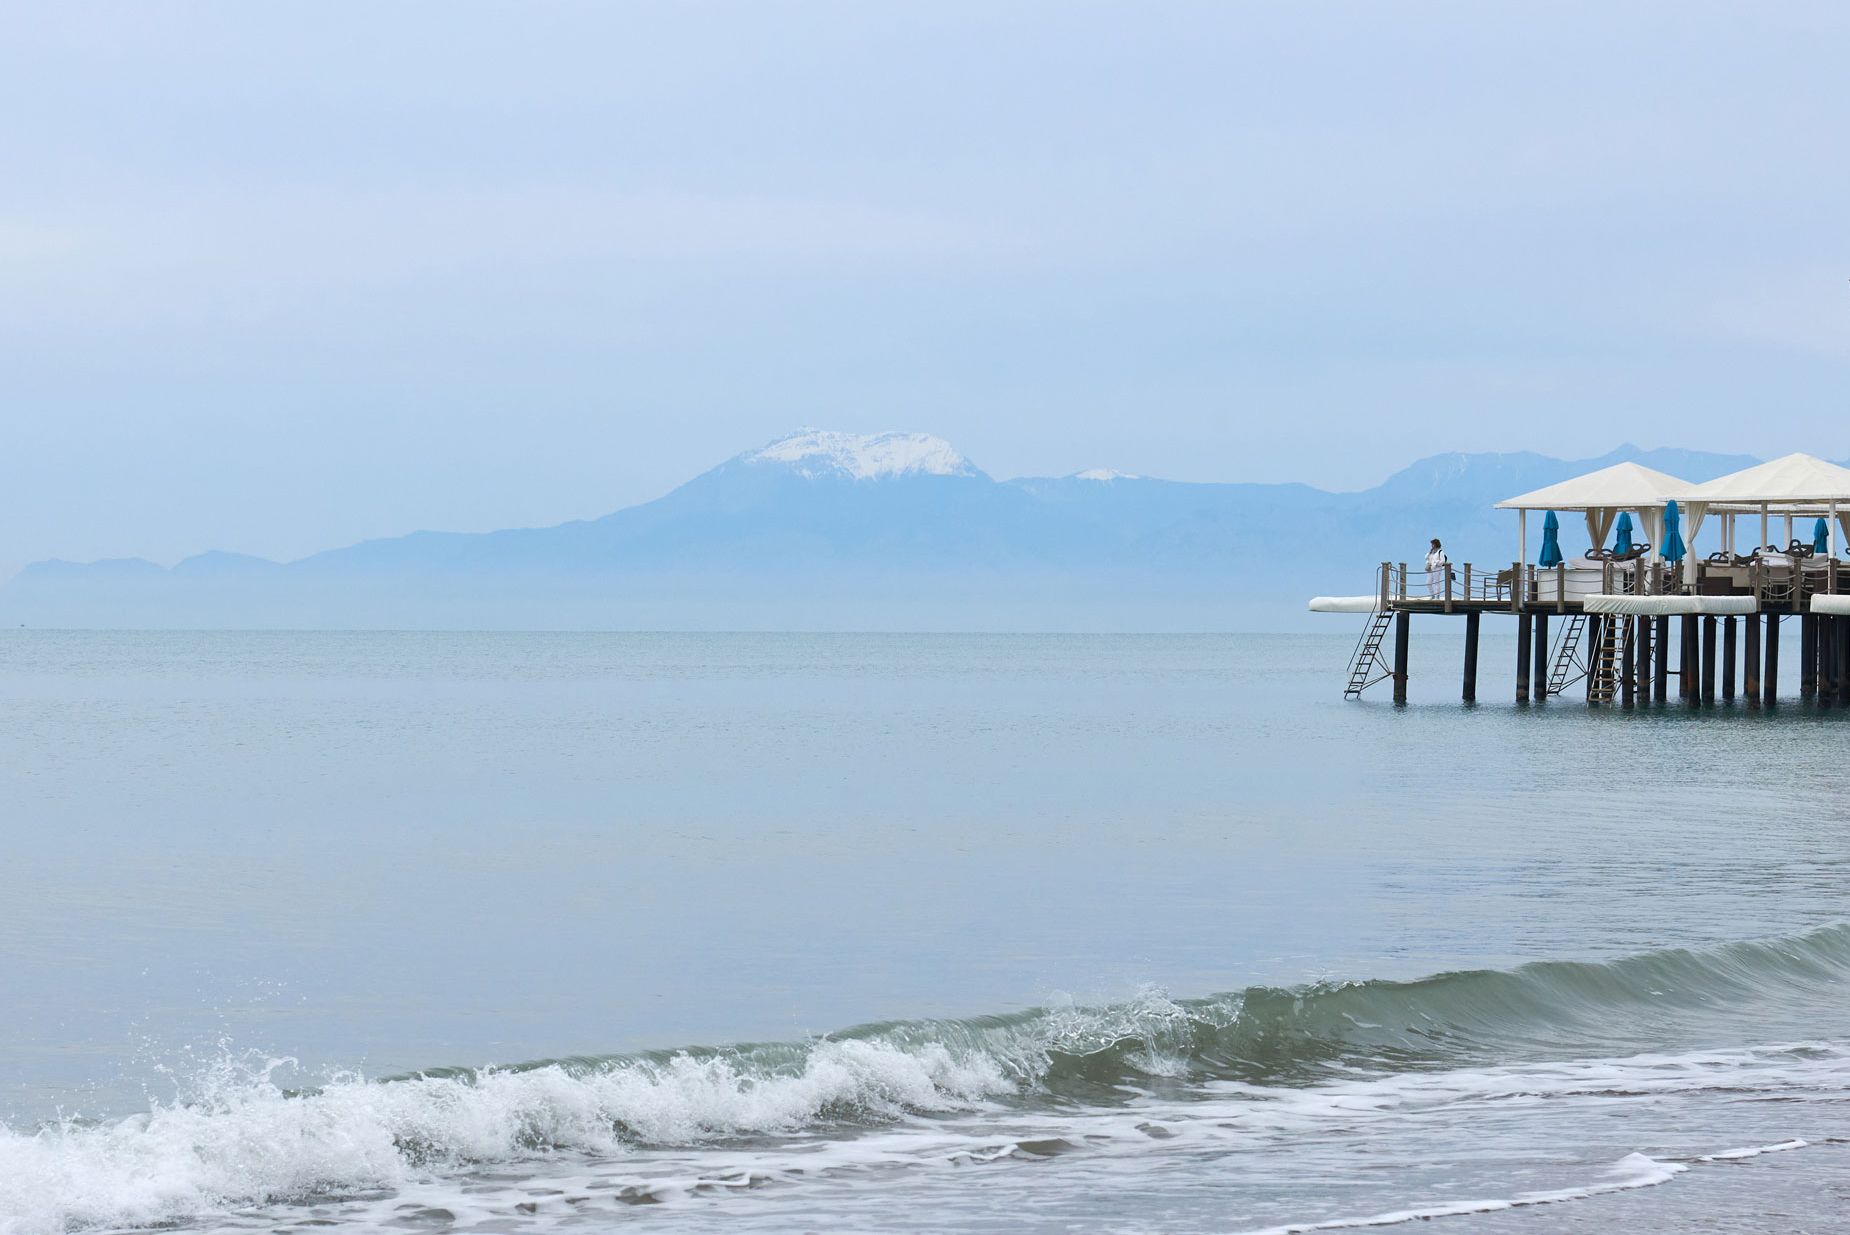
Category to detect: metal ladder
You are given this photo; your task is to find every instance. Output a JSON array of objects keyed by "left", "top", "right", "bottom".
[
  {"left": 1588, "top": 617, "right": 1620, "bottom": 703},
  {"left": 1544, "top": 612, "right": 1588, "bottom": 697},
  {"left": 1344, "top": 609, "right": 1395, "bottom": 699}
]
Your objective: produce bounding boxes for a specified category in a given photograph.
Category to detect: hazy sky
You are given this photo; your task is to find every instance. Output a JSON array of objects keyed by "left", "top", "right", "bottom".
[{"left": 4, "top": 3, "right": 1849, "bottom": 573}]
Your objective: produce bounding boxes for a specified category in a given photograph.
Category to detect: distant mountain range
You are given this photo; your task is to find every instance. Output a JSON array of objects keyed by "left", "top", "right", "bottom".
[{"left": 1, "top": 431, "right": 1772, "bottom": 630}]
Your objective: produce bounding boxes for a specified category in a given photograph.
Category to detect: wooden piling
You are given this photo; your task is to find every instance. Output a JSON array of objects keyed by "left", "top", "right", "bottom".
[
  {"left": 1533, "top": 612, "right": 1550, "bottom": 699},
  {"left": 1821, "top": 615, "right": 1836, "bottom": 707},
  {"left": 1802, "top": 615, "right": 1818, "bottom": 699},
  {"left": 1827, "top": 613, "right": 1842, "bottom": 698},
  {"left": 1745, "top": 613, "right": 1762, "bottom": 709},
  {"left": 1642, "top": 617, "right": 1657, "bottom": 702},
  {"left": 1833, "top": 616, "right": 1843, "bottom": 705},
  {"left": 1665, "top": 617, "right": 1679, "bottom": 702},
  {"left": 1764, "top": 614, "right": 1780, "bottom": 705},
  {"left": 1827, "top": 617, "right": 1842, "bottom": 702},
  {"left": 1392, "top": 611, "right": 1410, "bottom": 705},
  {"left": 1620, "top": 616, "right": 1636, "bottom": 707},
  {"left": 1462, "top": 611, "right": 1479, "bottom": 703},
  {"left": 1834, "top": 617, "right": 1847, "bottom": 705},
  {"left": 1584, "top": 614, "right": 1602, "bottom": 703},
  {"left": 1835, "top": 617, "right": 1850, "bottom": 702},
  {"left": 1830, "top": 617, "right": 1841, "bottom": 705},
  {"left": 1831, "top": 619, "right": 1842, "bottom": 704},
  {"left": 1827, "top": 615, "right": 1838, "bottom": 704},
  {"left": 1722, "top": 617, "right": 1737, "bottom": 702},
  {"left": 1516, "top": 613, "right": 1532, "bottom": 702},
  {"left": 1701, "top": 616, "right": 1716, "bottom": 704},
  {"left": 1839, "top": 620, "right": 1850, "bottom": 705},
  {"left": 1680, "top": 614, "right": 1698, "bottom": 701}
]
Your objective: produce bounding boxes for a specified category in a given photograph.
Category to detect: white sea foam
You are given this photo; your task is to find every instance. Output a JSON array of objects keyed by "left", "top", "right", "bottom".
[
  {"left": 1231, "top": 1153, "right": 1688, "bottom": 1235},
  {"left": 3, "top": 1036, "right": 1843, "bottom": 1235},
  {"left": 0, "top": 1040, "right": 1010, "bottom": 1235},
  {"left": 1694, "top": 1137, "right": 1809, "bottom": 1161},
  {"left": 1202, "top": 1041, "right": 1850, "bottom": 1116}
]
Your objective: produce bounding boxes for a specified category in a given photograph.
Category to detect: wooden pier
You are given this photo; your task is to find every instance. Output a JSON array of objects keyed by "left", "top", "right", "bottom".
[{"left": 1325, "top": 556, "right": 1850, "bottom": 707}]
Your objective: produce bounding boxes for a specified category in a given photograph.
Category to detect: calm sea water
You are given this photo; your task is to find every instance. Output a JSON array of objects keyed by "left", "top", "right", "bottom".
[{"left": 3, "top": 629, "right": 1850, "bottom": 1233}]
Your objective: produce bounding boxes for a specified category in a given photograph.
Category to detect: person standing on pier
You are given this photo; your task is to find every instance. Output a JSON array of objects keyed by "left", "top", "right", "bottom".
[{"left": 1426, "top": 538, "right": 1450, "bottom": 597}]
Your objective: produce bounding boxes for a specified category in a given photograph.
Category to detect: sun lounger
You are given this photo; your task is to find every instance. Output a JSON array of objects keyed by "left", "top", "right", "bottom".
[{"left": 1586, "top": 543, "right": 1652, "bottom": 562}]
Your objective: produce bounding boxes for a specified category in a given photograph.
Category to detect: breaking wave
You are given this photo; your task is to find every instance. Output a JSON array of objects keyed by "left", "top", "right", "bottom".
[{"left": 7, "top": 924, "right": 1850, "bottom": 1234}]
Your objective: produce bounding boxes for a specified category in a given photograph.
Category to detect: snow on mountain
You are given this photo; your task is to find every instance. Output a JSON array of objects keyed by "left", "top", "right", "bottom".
[
  {"left": 743, "top": 429, "right": 980, "bottom": 481},
  {"left": 1074, "top": 469, "right": 1139, "bottom": 481}
]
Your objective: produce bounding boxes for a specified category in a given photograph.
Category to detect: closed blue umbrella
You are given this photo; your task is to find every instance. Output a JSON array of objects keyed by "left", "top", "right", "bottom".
[
  {"left": 1662, "top": 500, "right": 1686, "bottom": 563},
  {"left": 1814, "top": 517, "right": 1830, "bottom": 554},
  {"left": 1538, "top": 510, "right": 1564, "bottom": 566},
  {"left": 1614, "top": 512, "right": 1634, "bottom": 554}
]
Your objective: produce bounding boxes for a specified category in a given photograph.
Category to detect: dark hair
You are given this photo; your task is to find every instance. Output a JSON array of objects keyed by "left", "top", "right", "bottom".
[{"left": 1430, "top": 538, "right": 1442, "bottom": 548}]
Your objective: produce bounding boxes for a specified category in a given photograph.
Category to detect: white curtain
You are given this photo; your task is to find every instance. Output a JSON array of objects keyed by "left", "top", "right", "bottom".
[
  {"left": 1636, "top": 508, "right": 1665, "bottom": 558},
  {"left": 1584, "top": 507, "right": 1615, "bottom": 554},
  {"left": 1682, "top": 501, "right": 1707, "bottom": 560}
]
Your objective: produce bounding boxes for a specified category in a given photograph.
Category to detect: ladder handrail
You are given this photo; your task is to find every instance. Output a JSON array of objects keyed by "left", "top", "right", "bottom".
[
  {"left": 1344, "top": 610, "right": 1396, "bottom": 699},
  {"left": 1545, "top": 612, "right": 1589, "bottom": 696},
  {"left": 1588, "top": 616, "right": 1620, "bottom": 703}
]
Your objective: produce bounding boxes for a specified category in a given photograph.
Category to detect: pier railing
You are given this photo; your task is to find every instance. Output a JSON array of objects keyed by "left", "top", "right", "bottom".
[{"left": 1375, "top": 556, "right": 1850, "bottom": 611}]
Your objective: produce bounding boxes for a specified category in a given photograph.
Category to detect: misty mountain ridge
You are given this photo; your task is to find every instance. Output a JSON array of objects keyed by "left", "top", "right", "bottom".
[{"left": 3, "top": 432, "right": 1782, "bottom": 630}]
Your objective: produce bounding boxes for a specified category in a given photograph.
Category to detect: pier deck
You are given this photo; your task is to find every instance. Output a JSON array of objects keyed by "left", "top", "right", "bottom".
[{"left": 1322, "top": 559, "right": 1850, "bottom": 707}]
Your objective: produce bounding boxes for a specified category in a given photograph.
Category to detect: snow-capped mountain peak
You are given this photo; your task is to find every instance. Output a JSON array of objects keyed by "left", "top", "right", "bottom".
[
  {"left": 1074, "top": 468, "right": 1140, "bottom": 481},
  {"left": 744, "top": 429, "right": 980, "bottom": 481}
]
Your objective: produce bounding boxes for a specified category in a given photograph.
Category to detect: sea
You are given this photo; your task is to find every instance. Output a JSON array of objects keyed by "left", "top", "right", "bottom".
[{"left": 3, "top": 628, "right": 1850, "bottom": 1234}]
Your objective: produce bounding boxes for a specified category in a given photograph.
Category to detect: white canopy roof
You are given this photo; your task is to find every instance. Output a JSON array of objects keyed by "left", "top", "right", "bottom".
[
  {"left": 1677, "top": 453, "right": 1850, "bottom": 507},
  {"left": 1495, "top": 462, "right": 1691, "bottom": 511}
]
